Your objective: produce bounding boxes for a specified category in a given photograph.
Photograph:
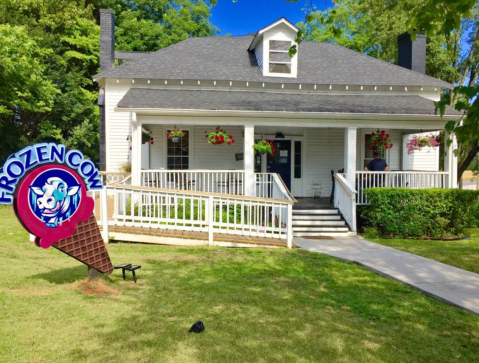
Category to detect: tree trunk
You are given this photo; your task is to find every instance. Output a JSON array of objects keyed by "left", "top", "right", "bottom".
[{"left": 458, "top": 144, "right": 479, "bottom": 180}]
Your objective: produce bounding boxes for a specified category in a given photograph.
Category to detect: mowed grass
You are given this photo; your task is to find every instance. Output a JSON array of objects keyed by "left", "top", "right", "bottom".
[
  {"left": 0, "top": 207, "right": 479, "bottom": 362},
  {"left": 369, "top": 228, "right": 479, "bottom": 274}
]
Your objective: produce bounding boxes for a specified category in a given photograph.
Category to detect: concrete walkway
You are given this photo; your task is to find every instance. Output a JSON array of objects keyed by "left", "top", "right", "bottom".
[{"left": 295, "top": 236, "right": 479, "bottom": 316}]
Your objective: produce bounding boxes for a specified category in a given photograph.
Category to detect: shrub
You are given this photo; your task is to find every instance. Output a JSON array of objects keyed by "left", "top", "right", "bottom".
[{"left": 361, "top": 188, "right": 479, "bottom": 239}]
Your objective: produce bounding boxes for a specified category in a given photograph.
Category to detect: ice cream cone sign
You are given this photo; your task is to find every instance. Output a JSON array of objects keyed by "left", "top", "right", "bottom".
[{"left": 0, "top": 144, "right": 113, "bottom": 275}]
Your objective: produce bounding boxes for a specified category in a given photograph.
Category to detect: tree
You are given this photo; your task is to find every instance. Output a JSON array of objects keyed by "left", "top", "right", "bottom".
[
  {"left": 298, "top": 0, "right": 479, "bottom": 179},
  {"left": 95, "top": 0, "right": 219, "bottom": 52},
  {"left": 0, "top": 24, "right": 58, "bottom": 160},
  {"left": 0, "top": 0, "right": 218, "bottom": 164}
]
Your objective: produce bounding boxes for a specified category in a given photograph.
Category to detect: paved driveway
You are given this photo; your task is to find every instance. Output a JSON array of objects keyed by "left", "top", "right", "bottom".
[{"left": 295, "top": 236, "right": 479, "bottom": 316}]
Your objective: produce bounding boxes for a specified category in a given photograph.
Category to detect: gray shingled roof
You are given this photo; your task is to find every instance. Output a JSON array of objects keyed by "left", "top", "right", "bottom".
[
  {"left": 116, "top": 88, "right": 460, "bottom": 116},
  {"left": 96, "top": 36, "right": 452, "bottom": 88},
  {"left": 115, "top": 51, "right": 151, "bottom": 60}
]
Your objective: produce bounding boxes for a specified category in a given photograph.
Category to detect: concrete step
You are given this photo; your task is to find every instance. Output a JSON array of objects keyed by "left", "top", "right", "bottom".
[
  {"left": 293, "top": 226, "right": 349, "bottom": 232},
  {"left": 293, "top": 209, "right": 339, "bottom": 215},
  {"left": 292, "top": 215, "right": 342, "bottom": 221},
  {"left": 292, "top": 220, "right": 346, "bottom": 226},
  {"left": 294, "top": 232, "right": 353, "bottom": 237}
]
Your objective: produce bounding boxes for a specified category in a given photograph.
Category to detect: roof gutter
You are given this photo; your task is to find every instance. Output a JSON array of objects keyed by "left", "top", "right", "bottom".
[{"left": 113, "top": 107, "right": 462, "bottom": 122}]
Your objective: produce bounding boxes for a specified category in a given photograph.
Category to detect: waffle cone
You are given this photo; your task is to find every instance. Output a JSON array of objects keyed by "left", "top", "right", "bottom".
[{"left": 52, "top": 214, "right": 113, "bottom": 274}]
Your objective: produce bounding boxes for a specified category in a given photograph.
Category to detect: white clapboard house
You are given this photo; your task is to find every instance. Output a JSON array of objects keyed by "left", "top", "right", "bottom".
[{"left": 93, "top": 9, "right": 461, "bottom": 248}]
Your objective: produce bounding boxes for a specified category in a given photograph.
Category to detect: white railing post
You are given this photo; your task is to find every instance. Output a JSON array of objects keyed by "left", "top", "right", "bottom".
[
  {"left": 100, "top": 187, "right": 109, "bottom": 242},
  {"left": 244, "top": 125, "right": 255, "bottom": 196},
  {"left": 207, "top": 195, "right": 214, "bottom": 246},
  {"left": 287, "top": 204, "right": 293, "bottom": 249},
  {"left": 344, "top": 127, "right": 357, "bottom": 186}
]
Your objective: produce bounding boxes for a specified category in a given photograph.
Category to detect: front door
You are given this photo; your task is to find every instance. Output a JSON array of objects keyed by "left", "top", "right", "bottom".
[{"left": 267, "top": 140, "right": 291, "bottom": 190}]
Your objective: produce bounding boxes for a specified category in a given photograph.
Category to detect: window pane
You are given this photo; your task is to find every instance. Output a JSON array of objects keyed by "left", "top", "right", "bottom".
[
  {"left": 295, "top": 141, "right": 301, "bottom": 153},
  {"left": 269, "top": 63, "right": 291, "bottom": 74},
  {"left": 294, "top": 166, "right": 301, "bottom": 179},
  {"left": 294, "top": 141, "right": 301, "bottom": 179},
  {"left": 270, "top": 40, "right": 290, "bottom": 51},
  {"left": 270, "top": 52, "right": 291, "bottom": 62}
]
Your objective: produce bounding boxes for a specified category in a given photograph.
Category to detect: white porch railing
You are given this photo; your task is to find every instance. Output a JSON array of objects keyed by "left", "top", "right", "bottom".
[
  {"left": 141, "top": 170, "right": 245, "bottom": 195},
  {"left": 355, "top": 171, "right": 449, "bottom": 205},
  {"left": 106, "top": 184, "right": 294, "bottom": 248},
  {"left": 100, "top": 171, "right": 131, "bottom": 185},
  {"left": 140, "top": 170, "right": 294, "bottom": 201},
  {"left": 333, "top": 174, "right": 357, "bottom": 232}
]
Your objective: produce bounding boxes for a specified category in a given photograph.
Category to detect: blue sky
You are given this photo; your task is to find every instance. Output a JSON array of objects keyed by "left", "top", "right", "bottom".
[{"left": 211, "top": 0, "right": 332, "bottom": 36}]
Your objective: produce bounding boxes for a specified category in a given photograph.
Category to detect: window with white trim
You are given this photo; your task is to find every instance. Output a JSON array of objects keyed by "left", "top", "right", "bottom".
[
  {"left": 167, "top": 130, "right": 189, "bottom": 170},
  {"left": 269, "top": 40, "right": 292, "bottom": 74}
]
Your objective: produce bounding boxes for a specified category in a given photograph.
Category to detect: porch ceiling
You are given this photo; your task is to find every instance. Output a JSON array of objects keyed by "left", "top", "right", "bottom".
[{"left": 116, "top": 88, "right": 460, "bottom": 116}]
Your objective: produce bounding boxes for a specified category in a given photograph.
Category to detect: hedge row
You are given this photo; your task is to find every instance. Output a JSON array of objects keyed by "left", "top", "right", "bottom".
[{"left": 361, "top": 188, "right": 479, "bottom": 239}]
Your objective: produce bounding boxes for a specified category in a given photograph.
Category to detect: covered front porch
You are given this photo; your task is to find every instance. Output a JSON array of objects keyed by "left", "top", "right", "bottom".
[{"left": 127, "top": 119, "right": 458, "bottom": 201}]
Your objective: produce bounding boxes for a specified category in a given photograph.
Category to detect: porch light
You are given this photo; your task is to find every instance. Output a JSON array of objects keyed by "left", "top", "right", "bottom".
[{"left": 275, "top": 132, "right": 285, "bottom": 139}]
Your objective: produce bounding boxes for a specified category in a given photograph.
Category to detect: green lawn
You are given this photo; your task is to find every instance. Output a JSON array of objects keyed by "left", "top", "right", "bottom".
[
  {"left": 368, "top": 229, "right": 479, "bottom": 274},
  {"left": 1, "top": 206, "right": 479, "bottom": 362}
]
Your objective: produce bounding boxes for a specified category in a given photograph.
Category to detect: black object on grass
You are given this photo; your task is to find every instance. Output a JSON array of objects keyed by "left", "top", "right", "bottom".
[{"left": 189, "top": 321, "right": 205, "bottom": 333}]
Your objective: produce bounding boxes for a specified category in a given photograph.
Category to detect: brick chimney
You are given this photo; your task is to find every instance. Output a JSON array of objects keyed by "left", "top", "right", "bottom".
[
  {"left": 397, "top": 32, "right": 426, "bottom": 74},
  {"left": 100, "top": 9, "right": 115, "bottom": 72}
]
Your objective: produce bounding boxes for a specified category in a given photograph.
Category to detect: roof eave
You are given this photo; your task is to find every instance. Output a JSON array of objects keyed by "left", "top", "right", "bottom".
[{"left": 114, "top": 106, "right": 461, "bottom": 122}]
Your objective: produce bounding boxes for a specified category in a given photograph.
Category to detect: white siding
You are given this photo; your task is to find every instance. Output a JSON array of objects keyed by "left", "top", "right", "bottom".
[
  {"left": 105, "top": 82, "right": 130, "bottom": 171},
  {"left": 304, "top": 128, "right": 344, "bottom": 197},
  {"left": 147, "top": 125, "right": 164, "bottom": 169},
  {"left": 402, "top": 132, "right": 439, "bottom": 171},
  {"left": 193, "top": 126, "right": 244, "bottom": 169}
]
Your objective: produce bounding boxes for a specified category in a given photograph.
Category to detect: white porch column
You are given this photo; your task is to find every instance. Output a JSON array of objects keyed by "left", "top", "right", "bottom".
[
  {"left": 444, "top": 131, "right": 458, "bottom": 188},
  {"left": 344, "top": 127, "right": 357, "bottom": 187},
  {"left": 244, "top": 125, "right": 255, "bottom": 196},
  {"left": 131, "top": 112, "right": 142, "bottom": 186}
]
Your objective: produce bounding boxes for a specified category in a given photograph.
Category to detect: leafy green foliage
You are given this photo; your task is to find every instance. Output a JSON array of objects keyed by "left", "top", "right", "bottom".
[
  {"left": 408, "top": 0, "right": 477, "bottom": 37},
  {"left": 361, "top": 188, "right": 479, "bottom": 238},
  {"left": 98, "top": 0, "right": 218, "bottom": 52},
  {"left": 0, "top": 0, "right": 217, "bottom": 164},
  {"left": 437, "top": 85, "right": 479, "bottom": 176}
]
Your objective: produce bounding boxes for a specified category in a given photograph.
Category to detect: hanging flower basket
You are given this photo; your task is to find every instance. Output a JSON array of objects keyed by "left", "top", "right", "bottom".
[
  {"left": 205, "top": 126, "right": 235, "bottom": 145},
  {"left": 368, "top": 130, "right": 393, "bottom": 151},
  {"left": 406, "top": 134, "right": 440, "bottom": 154},
  {"left": 167, "top": 128, "right": 184, "bottom": 143},
  {"left": 253, "top": 139, "right": 276, "bottom": 156}
]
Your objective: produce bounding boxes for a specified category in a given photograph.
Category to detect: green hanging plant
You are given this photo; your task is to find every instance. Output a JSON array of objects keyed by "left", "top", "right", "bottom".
[{"left": 253, "top": 139, "right": 276, "bottom": 156}]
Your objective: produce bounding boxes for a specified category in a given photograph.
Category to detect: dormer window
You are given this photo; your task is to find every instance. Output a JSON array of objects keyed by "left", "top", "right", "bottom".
[
  {"left": 269, "top": 40, "right": 292, "bottom": 74},
  {"left": 248, "top": 18, "right": 299, "bottom": 78}
]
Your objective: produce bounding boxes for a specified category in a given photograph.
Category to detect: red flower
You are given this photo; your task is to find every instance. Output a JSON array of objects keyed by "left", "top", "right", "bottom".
[
  {"left": 129, "top": 147, "right": 132, "bottom": 150},
  {"left": 272, "top": 147, "right": 276, "bottom": 152},
  {"left": 151, "top": 138, "right": 154, "bottom": 141},
  {"left": 380, "top": 135, "right": 384, "bottom": 140},
  {"left": 390, "top": 143, "right": 393, "bottom": 147},
  {"left": 265, "top": 139, "right": 268, "bottom": 142},
  {"left": 232, "top": 140, "right": 235, "bottom": 143},
  {"left": 380, "top": 130, "right": 385, "bottom": 134},
  {"left": 374, "top": 140, "right": 379, "bottom": 145},
  {"left": 151, "top": 141, "right": 154, "bottom": 145},
  {"left": 368, "top": 146, "right": 372, "bottom": 150},
  {"left": 216, "top": 126, "right": 220, "bottom": 131},
  {"left": 230, "top": 135, "right": 233, "bottom": 139},
  {"left": 386, "top": 133, "right": 390, "bottom": 138},
  {"left": 271, "top": 153, "right": 275, "bottom": 157},
  {"left": 227, "top": 141, "right": 232, "bottom": 145}
]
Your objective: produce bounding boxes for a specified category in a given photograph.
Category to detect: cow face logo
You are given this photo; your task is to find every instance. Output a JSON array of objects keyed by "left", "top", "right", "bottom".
[{"left": 29, "top": 170, "right": 81, "bottom": 228}]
